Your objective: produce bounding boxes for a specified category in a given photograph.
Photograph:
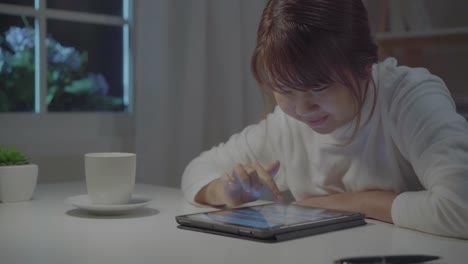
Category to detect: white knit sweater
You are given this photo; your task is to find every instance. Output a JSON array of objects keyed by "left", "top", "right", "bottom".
[{"left": 181, "top": 58, "right": 468, "bottom": 239}]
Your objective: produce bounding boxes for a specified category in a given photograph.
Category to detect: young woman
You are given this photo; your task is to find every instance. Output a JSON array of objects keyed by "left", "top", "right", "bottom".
[{"left": 181, "top": 0, "right": 468, "bottom": 239}]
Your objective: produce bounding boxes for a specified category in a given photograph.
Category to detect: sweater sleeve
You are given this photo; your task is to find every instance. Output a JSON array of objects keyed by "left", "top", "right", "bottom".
[
  {"left": 181, "top": 107, "right": 288, "bottom": 205},
  {"left": 389, "top": 68, "right": 468, "bottom": 239}
]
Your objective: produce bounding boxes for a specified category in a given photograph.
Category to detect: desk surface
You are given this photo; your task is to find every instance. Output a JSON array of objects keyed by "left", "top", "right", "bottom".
[{"left": 0, "top": 182, "right": 466, "bottom": 264}]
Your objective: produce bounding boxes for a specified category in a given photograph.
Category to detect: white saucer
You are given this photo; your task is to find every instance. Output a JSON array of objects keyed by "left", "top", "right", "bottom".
[{"left": 65, "top": 194, "right": 152, "bottom": 215}]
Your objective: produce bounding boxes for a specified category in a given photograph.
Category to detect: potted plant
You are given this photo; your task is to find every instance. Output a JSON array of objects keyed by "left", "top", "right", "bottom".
[{"left": 0, "top": 146, "right": 38, "bottom": 202}]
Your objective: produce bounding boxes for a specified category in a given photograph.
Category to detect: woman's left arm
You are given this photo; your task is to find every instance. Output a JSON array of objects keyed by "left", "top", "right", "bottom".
[
  {"left": 293, "top": 191, "right": 399, "bottom": 223},
  {"left": 296, "top": 71, "right": 468, "bottom": 239},
  {"left": 386, "top": 72, "right": 468, "bottom": 239}
]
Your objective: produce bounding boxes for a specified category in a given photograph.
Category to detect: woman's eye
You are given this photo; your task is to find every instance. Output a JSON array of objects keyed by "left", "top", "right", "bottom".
[
  {"left": 280, "top": 89, "right": 294, "bottom": 95},
  {"left": 311, "top": 85, "right": 329, "bottom": 92}
]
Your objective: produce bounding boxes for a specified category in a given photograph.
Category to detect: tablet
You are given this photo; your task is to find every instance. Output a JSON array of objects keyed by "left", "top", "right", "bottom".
[{"left": 176, "top": 203, "right": 366, "bottom": 242}]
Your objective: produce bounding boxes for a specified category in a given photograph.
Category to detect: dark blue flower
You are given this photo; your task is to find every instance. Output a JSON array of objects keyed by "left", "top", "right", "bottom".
[
  {"left": 47, "top": 39, "right": 81, "bottom": 71},
  {"left": 5, "top": 27, "right": 35, "bottom": 52},
  {"left": 89, "top": 73, "right": 109, "bottom": 96}
]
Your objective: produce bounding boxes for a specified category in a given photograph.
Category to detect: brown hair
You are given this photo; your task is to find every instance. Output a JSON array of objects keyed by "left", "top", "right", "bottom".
[{"left": 251, "top": 0, "right": 378, "bottom": 140}]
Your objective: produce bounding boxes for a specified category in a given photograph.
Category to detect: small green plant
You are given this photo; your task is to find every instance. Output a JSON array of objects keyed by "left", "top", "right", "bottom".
[{"left": 0, "top": 146, "right": 30, "bottom": 166}]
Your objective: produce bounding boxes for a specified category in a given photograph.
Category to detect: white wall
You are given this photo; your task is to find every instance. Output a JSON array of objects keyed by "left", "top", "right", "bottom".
[
  {"left": 133, "top": 0, "right": 267, "bottom": 187},
  {"left": 0, "top": 113, "right": 135, "bottom": 182}
]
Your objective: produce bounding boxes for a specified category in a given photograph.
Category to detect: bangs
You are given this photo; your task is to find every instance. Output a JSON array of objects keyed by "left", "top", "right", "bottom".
[{"left": 252, "top": 27, "right": 351, "bottom": 93}]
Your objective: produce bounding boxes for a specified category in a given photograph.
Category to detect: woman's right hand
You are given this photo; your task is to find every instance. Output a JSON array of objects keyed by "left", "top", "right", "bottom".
[{"left": 196, "top": 160, "right": 283, "bottom": 207}]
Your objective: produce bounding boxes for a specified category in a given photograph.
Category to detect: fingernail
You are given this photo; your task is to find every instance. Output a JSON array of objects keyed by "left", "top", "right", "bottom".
[{"left": 270, "top": 166, "right": 279, "bottom": 176}]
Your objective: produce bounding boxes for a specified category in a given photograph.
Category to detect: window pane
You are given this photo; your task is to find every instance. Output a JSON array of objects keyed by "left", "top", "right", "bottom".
[
  {"left": 0, "top": 0, "right": 33, "bottom": 6},
  {"left": 47, "top": 20, "right": 125, "bottom": 112},
  {"left": 47, "top": 0, "right": 123, "bottom": 16},
  {"left": 0, "top": 15, "right": 35, "bottom": 112}
]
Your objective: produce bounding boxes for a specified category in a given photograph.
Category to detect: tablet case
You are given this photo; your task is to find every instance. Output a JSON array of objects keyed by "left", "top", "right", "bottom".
[{"left": 177, "top": 218, "right": 366, "bottom": 243}]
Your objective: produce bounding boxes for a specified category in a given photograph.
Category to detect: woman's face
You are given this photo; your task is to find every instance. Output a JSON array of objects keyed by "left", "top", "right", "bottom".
[{"left": 273, "top": 82, "right": 358, "bottom": 134}]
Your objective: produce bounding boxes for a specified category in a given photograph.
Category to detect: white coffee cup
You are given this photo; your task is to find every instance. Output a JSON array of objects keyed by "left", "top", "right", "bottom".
[{"left": 84, "top": 152, "right": 136, "bottom": 205}]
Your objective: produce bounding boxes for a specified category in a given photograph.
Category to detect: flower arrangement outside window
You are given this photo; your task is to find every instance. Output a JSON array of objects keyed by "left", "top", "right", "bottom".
[{"left": 0, "top": 25, "right": 123, "bottom": 112}]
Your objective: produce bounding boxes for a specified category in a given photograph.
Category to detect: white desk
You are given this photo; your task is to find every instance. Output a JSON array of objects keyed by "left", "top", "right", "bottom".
[{"left": 0, "top": 182, "right": 466, "bottom": 264}]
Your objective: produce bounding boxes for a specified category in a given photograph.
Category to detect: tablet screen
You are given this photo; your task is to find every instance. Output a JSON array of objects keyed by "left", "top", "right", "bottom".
[{"left": 185, "top": 204, "right": 345, "bottom": 229}]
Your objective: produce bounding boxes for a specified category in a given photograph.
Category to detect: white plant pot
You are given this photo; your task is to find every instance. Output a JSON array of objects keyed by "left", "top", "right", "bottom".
[{"left": 0, "top": 164, "right": 38, "bottom": 202}]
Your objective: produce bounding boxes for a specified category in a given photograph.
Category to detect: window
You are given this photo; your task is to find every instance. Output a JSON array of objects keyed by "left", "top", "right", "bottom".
[{"left": 0, "top": 0, "right": 132, "bottom": 112}]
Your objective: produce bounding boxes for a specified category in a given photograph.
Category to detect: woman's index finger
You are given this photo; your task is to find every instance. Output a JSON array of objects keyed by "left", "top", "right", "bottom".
[{"left": 254, "top": 162, "right": 282, "bottom": 199}]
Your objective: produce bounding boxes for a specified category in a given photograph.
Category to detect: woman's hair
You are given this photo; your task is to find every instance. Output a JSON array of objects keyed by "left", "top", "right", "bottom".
[{"left": 251, "top": 0, "right": 378, "bottom": 140}]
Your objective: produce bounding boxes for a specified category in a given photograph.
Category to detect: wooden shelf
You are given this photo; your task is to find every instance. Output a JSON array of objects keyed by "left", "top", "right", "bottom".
[
  {"left": 376, "top": 27, "right": 468, "bottom": 40},
  {"left": 375, "top": 27, "right": 468, "bottom": 48},
  {"left": 369, "top": 1, "right": 468, "bottom": 113}
]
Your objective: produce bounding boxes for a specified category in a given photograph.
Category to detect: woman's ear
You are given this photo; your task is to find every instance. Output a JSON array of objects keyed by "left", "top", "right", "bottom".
[{"left": 260, "top": 87, "right": 277, "bottom": 117}]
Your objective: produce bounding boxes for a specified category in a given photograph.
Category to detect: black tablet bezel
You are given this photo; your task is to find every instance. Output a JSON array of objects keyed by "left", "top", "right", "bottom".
[{"left": 176, "top": 203, "right": 365, "bottom": 239}]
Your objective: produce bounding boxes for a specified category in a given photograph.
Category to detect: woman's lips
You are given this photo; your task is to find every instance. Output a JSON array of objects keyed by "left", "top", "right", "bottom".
[{"left": 304, "top": 115, "right": 329, "bottom": 127}]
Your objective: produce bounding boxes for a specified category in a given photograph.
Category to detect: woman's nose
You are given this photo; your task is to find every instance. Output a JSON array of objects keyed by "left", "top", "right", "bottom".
[{"left": 295, "top": 96, "right": 320, "bottom": 116}]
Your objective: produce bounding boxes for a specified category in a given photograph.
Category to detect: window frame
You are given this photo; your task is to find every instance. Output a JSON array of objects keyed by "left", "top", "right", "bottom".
[{"left": 0, "top": 0, "right": 133, "bottom": 113}]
